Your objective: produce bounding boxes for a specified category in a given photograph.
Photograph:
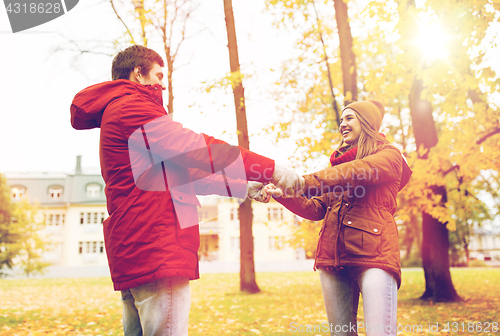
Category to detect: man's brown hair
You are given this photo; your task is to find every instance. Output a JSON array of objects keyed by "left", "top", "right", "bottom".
[{"left": 111, "top": 45, "right": 164, "bottom": 81}]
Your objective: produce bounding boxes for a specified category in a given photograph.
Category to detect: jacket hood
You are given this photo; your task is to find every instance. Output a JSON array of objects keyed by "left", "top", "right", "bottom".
[
  {"left": 399, "top": 156, "right": 412, "bottom": 191},
  {"left": 70, "top": 79, "right": 164, "bottom": 130}
]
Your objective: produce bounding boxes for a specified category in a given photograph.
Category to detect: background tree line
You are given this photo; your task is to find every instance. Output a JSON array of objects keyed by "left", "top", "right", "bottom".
[{"left": 0, "top": 174, "right": 49, "bottom": 277}]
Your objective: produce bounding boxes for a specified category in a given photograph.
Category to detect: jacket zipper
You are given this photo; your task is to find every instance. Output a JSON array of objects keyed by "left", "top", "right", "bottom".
[
  {"left": 334, "top": 200, "right": 350, "bottom": 268},
  {"left": 314, "top": 193, "right": 331, "bottom": 271},
  {"left": 314, "top": 212, "right": 328, "bottom": 271}
]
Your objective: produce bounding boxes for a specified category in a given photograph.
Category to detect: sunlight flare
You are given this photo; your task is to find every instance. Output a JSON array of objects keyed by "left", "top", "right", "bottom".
[{"left": 415, "top": 23, "right": 450, "bottom": 61}]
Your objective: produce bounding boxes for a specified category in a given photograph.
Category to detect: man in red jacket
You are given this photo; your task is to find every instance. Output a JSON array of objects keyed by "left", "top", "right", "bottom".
[{"left": 70, "top": 45, "right": 302, "bottom": 336}]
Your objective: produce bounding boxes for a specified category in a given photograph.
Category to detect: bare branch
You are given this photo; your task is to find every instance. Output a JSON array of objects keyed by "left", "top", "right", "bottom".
[
  {"left": 110, "top": 0, "right": 136, "bottom": 44},
  {"left": 311, "top": 0, "right": 340, "bottom": 127},
  {"left": 477, "top": 128, "right": 500, "bottom": 145}
]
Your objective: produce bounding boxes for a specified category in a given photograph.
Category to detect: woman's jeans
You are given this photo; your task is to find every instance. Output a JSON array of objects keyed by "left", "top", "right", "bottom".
[
  {"left": 121, "top": 277, "right": 191, "bottom": 336},
  {"left": 319, "top": 267, "right": 397, "bottom": 336}
]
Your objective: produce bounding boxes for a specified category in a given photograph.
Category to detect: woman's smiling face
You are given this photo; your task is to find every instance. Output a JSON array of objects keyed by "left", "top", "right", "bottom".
[{"left": 339, "top": 109, "right": 361, "bottom": 145}]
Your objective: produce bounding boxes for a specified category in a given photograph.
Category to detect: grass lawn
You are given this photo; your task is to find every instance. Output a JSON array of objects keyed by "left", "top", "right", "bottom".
[{"left": 0, "top": 268, "right": 499, "bottom": 335}]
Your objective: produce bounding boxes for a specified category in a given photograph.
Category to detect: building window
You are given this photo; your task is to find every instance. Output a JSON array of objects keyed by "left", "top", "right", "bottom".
[
  {"left": 55, "top": 214, "right": 60, "bottom": 225},
  {"left": 268, "top": 207, "right": 284, "bottom": 221},
  {"left": 11, "top": 186, "right": 26, "bottom": 199},
  {"left": 269, "top": 236, "right": 285, "bottom": 250},
  {"left": 86, "top": 183, "right": 101, "bottom": 198},
  {"left": 94, "top": 212, "right": 98, "bottom": 224},
  {"left": 48, "top": 186, "right": 63, "bottom": 199},
  {"left": 79, "top": 241, "right": 104, "bottom": 254},
  {"left": 80, "top": 213, "right": 84, "bottom": 224},
  {"left": 87, "top": 213, "right": 91, "bottom": 224},
  {"left": 62, "top": 214, "right": 65, "bottom": 225},
  {"left": 101, "top": 213, "right": 105, "bottom": 224},
  {"left": 230, "top": 208, "right": 238, "bottom": 221},
  {"left": 48, "top": 214, "right": 53, "bottom": 225}
]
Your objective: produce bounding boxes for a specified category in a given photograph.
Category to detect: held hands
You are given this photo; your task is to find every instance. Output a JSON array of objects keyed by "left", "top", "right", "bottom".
[
  {"left": 271, "top": 165, "right": 305, "bottom": 198},
  {"left": 247, "top": 165, "right": 304, "bottom": 202},
  {"left": 247, "top": 182, "right": 283, "bottom": 203},
  {"left": 246, "top": 182, "right": 271, "bottom": 203}
]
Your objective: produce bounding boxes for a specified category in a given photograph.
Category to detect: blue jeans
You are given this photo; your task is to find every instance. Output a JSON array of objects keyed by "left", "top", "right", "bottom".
[
  {"left": 121, "top": 277, "right": 191, "bottom": 336},
  {"left": 319, "top": 267, "right": 397, "bottom": 336}
]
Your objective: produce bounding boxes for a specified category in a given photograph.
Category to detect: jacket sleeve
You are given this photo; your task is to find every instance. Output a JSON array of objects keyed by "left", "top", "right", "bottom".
[
  {"left": 274, "top": 195, "right": 328, "bottom": 221},
  {"left": 122, "top": 96, "right": 274, "bottom": 187},
  {"left": 303, "top": 146, "right": 403, "bottom": 195},
  {"left": 202, "top": 134, "right": 275, "bottom": 183}
]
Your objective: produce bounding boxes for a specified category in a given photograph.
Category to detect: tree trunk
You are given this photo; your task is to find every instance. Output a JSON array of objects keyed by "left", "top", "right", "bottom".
[
  {"left": 409, "top": 77, "right": 462, "bottom": 302},
  {"left": 165, "top": 47, "right": 174, "bottom": 118},
  {"left": 238, "top": 198, "right": 259, "bottom": 293},
  {"left": 223, "top": 0, "right": 260, "bottom": 293},
  {"left": 333, "top": 0, "right": 357, "bottom": 106}
]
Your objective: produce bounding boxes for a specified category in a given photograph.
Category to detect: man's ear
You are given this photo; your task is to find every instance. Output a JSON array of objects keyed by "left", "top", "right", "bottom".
[{"left": 130, "top": 66, "right": 142, "bottom": 83}]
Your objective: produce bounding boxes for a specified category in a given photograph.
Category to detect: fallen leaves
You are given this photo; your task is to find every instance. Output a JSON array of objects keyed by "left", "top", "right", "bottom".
[{"left": 0, "top": 269, "right": 498, "bottom": 335}]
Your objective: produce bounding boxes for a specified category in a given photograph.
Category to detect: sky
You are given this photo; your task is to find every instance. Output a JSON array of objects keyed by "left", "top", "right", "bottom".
[{"left": 0, "top": 0, "right": 301, "bottom": 174}]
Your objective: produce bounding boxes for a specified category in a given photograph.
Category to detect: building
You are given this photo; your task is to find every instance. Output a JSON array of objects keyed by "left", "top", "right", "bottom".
[
  {"left": 6, "top": 156, "right": 108, "bottom": 269},
  {"left": 5, "top": 156, "right": 310, "bottom": 276},
  {"left": 469, "top": 225, "right": 500, "bottom": 262}
]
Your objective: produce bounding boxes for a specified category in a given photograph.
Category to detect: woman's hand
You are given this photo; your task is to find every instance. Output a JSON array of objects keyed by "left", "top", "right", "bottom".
[
  {"left": 246, "top": 181, "right": 271, "bottom": 203},
  {"left": 272, "top": 165, "right": 305, "bottom": 197}
]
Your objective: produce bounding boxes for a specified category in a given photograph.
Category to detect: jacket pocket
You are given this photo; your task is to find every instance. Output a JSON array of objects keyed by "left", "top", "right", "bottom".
[{"left": 343, "top": 215, "right": 383, "bottom": 257}]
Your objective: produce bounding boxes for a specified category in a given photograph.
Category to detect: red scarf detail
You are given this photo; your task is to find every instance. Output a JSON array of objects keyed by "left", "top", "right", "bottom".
[{"left": 329, "top": 146, "right": 358, "bottom": 167}]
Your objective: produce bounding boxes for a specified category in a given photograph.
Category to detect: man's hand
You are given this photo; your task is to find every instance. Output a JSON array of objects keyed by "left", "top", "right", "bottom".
[
  {"left": 263, "top": 183, "right": 283, "bottom": 198},
  {"left": 272, "top": 165, "right": 305, "bottom": 198},
  {"left": 247, "top": 181, "right": 271, "bottom": 203}
]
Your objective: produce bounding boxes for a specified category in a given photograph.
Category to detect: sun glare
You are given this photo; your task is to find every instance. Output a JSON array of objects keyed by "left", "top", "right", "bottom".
[{"left": 415, "top": 23, "right": 450, "bottom": 61}]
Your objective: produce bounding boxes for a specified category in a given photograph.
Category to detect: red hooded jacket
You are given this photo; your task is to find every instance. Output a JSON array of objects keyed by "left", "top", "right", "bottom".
[{"left": 70, "top": 80, "right": 274, "bottom": 290}]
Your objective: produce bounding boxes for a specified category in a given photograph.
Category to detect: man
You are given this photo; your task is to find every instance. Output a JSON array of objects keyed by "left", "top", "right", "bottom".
[{"left": 70, "top": 45, "right": 302, "bottom": 335}]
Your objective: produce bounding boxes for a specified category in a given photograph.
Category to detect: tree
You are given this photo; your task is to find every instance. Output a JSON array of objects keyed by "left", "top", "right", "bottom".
[
  {"left": 109, "top": 0, "right": 199, "bottom": 120},
  {"left": 332, "top": 0, "right": 357, "bottom": 106},
  {"left": 223, "top": 0, "right": 260, "bottom": 293},
  {"left": 55, "top": 0, "right": 199, "bottom": 119},
  {"left": 0, "top": 174, "right": 50, "bottom": 277},
  {"left": 287, "top": 219, "right": 320, "bottom": 259}
]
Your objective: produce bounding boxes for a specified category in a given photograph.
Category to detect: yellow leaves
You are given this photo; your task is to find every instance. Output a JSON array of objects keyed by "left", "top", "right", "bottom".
[
  {"left": 204, "top": 71, "right": 246, "bottom": 93},
  {"left": 417, "top": 143, "right": 429, "bottom": 158},
  {"left": 446, "top": 218, "right": 456, "bottom": 231},
  {"left": 344, "top": 90, "right": 353, "bottom": 103}
]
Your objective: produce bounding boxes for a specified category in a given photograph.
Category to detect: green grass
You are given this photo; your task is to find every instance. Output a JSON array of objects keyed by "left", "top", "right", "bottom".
[{"left": 1, "top": 268, "right": 499, "bottom": 335}]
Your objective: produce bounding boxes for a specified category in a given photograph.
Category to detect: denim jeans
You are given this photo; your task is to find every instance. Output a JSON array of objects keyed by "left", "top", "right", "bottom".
[
  {"left": 319, "top": 267, "right": 397, "bottom": 336},
  {"left": 121, "top": 277, "right": 191, "bottom": 336}
]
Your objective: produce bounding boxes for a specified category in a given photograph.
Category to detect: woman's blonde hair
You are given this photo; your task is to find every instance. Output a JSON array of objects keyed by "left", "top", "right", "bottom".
[{"left": 335, "top": 110, "right": 389, "bottom": 159}]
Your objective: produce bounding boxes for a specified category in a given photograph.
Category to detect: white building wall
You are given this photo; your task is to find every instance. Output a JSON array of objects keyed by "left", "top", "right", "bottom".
[{"left": 210, "top": 198, "right": 299, "bottom": 264}]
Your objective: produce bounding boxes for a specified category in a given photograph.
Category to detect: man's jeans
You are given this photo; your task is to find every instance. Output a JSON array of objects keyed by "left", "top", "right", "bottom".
[
  {"left": 121, "top": 277, "right": 191, "bottom": 336},
  {"left": 319, "top": 267, "right": 397, "bottom": 336}
]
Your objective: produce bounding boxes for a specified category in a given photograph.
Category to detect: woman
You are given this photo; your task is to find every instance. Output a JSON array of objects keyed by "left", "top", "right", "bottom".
[{"left": 254, "top": 100, "right": 412, "bottom": 336}]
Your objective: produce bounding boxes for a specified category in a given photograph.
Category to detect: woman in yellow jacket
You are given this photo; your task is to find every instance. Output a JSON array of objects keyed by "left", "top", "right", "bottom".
[{"left": 252, "top": 100, "right": 412, "bottom": 336}]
